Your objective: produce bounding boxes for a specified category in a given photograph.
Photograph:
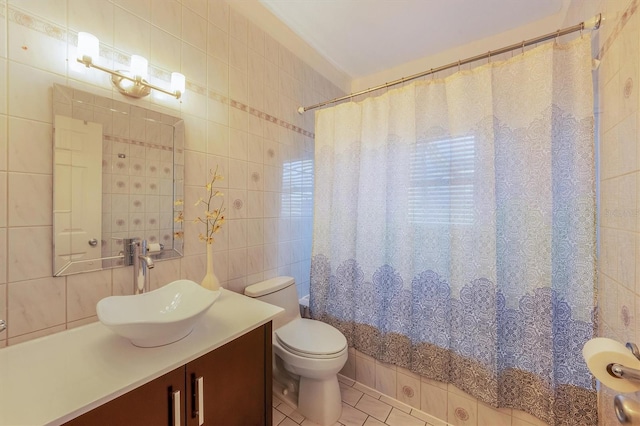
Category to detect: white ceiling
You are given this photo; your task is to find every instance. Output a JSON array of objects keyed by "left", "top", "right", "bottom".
[{"left": 259, "top": 0, "right": 566, "bottom": 79}]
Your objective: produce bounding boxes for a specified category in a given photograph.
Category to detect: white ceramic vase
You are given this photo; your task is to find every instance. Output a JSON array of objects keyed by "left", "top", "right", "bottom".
[{"left": 201, "top": 243, "right": 221, "bottom": 290}]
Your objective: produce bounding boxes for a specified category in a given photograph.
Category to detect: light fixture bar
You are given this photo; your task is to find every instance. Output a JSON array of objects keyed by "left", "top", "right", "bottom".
[
  {"left": 75, "top": 32, "right": 184, "bottom": 100},
  {"left": 77, "top": 57, "right": 184, "bottom": 99}
]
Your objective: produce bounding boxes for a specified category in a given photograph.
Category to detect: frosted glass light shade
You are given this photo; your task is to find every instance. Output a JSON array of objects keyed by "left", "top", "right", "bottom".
[
  {"left": 171, "top": 72, "right": 186, "bottom": 94},
  {"left": 130, "top": 55, "right": 148, "bottom": 79},
  {"left": 77, "top": 32, "right": 99, "bottom": 61}
]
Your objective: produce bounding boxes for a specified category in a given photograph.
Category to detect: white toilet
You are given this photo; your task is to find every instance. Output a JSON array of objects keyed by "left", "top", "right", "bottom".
[{"left": 245, "top": 276, "right": 348, "bottom": 426}]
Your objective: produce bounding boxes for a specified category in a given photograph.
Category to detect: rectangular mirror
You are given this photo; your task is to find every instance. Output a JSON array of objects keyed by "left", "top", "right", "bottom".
[{"left": 52, "top": 84, "right": 184, "bottom": 276}]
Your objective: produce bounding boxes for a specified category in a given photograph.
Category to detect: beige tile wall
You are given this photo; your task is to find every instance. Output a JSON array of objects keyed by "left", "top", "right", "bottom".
[
  {"left": 589, "top": 0, "right": 640, "bottom": 423},
  {"left": 0, "top": 0, "right": 344, "bottom": 346}
]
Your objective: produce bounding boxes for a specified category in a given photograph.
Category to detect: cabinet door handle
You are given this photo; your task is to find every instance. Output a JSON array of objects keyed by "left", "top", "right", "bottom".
[
  {"left": 191, "top": 374, "right": 204, "bottom": 426},
  {"left": 171, "top": 390, "right": 181, "bottom": 426},
  {"left": 195, "top": 376, "right": 204, "bottom": 426},
  {"left": 191, "top": 374, "right": 205, "bottom": 425}
]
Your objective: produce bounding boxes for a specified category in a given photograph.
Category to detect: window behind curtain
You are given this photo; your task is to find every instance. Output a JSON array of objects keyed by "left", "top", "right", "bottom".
[
  {"left": 409, "top": 135, "right": 475, "bottom": 225},
  {"left": 282, "top": 159, "right": 314, "bottom": 217}
]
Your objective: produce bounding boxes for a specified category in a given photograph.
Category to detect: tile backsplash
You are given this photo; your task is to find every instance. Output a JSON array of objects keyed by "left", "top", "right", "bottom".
[{"left": 0, "top": 0, "right": 344, "bottom": 345}]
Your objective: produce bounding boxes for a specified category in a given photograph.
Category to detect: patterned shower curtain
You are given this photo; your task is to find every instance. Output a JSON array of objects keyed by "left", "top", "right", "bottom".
[{"left": 310, "top": 36, "right": 596, "bottom": 425}]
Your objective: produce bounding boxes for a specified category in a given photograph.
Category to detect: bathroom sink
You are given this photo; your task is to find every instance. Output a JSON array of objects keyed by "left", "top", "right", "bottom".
[{"left": 97, "top": 280, "right": 221, "bottom": 347}]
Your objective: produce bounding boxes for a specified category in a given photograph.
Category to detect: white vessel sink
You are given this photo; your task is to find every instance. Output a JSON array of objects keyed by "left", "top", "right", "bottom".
[{"left": 97, "top": 280, "right": 221, "bottom": 347}]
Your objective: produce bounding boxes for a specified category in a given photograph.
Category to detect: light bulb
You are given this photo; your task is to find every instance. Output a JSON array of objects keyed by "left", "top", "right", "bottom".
[
  {"left": 130, "top": 55, "right": 148, "bottom": 79},
  {"left": 171, "top": 72, "right": 186, "bottom": 95},
  {"left": 77, "top": 32, "right": 99, "bottom": 62}
]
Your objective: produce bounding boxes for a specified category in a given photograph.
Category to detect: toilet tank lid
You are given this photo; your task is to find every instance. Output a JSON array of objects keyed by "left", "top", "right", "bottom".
[{"left": 245, "top": 276, "right": 295, "bottom": 297}]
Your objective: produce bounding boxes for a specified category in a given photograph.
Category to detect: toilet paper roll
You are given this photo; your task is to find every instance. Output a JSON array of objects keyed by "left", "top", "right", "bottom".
[
  {"left": 583, "top": 337, "right": 640, "bottom": 392},
  {"left": 147, "top": 243, "right": 162, "bottom": 253}
]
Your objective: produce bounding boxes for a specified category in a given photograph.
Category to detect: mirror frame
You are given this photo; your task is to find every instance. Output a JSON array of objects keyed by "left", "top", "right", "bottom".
[{"left": 52, "top": 84, "right": 184, "bottom": 276}]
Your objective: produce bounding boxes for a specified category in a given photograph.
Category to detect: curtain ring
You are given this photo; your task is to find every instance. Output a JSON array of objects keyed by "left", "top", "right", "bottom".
[
  {"left": 522, "top": 40, "right": 525, "bottom": 55},
  {"left": 457, "top": 60, "right": 461, "bottom": 72},
  {"left": 488, "top": 50, "right": 491, "bottom": 64},
  {"left": 555, "top": 29, "right": 560, "bottom": 44},
  {"left": 430, "top": 68, "right": 434, "bottom": 81}
]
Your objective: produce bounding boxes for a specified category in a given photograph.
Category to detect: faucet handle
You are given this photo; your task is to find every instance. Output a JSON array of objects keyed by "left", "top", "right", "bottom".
[{"left": 123, "top": 237, "right": 141, "bottom": 246}]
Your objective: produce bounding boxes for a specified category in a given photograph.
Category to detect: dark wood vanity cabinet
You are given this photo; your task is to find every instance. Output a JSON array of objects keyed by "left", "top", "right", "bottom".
[
  {"left": 65, "top": 323, "right": 272, "bottom": 426},
  {"left": 63, "top": 367, "right": 185, "bottom": 426},
  {"left": 186, "top": 323, "right": 272, "bottom": 426}
]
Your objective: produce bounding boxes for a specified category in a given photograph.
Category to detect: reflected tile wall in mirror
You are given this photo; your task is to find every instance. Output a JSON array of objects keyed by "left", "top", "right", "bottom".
[{"left": 52, "top": 84, "right": 184, "bottom": 275}]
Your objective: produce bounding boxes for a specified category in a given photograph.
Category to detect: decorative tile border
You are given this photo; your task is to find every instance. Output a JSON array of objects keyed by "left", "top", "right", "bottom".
[
  {"left": 104, "top": 134, "right": 174, "bottom": 152},
  {"left": 248, "top": 104, "right": 314, "bottom": 138},
  {"left": 205, "top": 88, "right": 315, "bottom": 138},
  {"left": 598, "top": 0, "right": 639, "bottom": 60},
  {"left": 9, "top": 7, "right": 66, "bottom": 42},
  {"left": 8, "top": 5, "right": 316, "bottom": 139}
]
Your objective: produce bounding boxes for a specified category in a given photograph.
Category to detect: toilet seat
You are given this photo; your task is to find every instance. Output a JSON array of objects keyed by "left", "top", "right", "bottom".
[{"left": 275, "top": 319, "right": 347, "bottom": 359}]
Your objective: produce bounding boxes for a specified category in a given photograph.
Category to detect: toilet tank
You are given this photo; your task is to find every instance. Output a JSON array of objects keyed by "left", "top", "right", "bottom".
[{"left": 244, "top": 276, "right": 299, "bottom": 329}]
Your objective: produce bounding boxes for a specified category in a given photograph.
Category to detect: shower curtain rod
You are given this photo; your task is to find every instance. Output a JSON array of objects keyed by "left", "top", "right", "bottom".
[{"left": 297, "top": 13, "right": 602, "bottom": 114}]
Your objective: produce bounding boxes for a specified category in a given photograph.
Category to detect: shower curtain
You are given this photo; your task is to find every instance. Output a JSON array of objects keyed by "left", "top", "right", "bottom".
[{"left": 310, "top": 36, "right": 596, "bottom": 425}]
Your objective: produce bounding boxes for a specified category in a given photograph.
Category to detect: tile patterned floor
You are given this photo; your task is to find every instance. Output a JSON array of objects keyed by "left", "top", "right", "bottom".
[{"left": 272, "top": 375, "right": 449, "bottom": 426}]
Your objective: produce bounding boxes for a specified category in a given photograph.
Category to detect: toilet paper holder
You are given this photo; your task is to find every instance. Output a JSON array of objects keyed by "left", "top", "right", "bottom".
[
  {"left": 583, "top": 338, "right": 640, "bottom": 424},
  {"left": 609, "top": 343, "right": 640, "bottom": 424},
  {"left": 608, "top": 343, "right": 640, "bottom": 383}
]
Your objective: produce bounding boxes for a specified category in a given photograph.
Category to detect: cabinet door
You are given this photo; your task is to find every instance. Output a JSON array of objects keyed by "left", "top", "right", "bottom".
[
  {"left": 64, "top": 366, "right": 186, "bottom": 426},
  {"left": 186, "top": 323, "right": 272, "bottom": 426}
]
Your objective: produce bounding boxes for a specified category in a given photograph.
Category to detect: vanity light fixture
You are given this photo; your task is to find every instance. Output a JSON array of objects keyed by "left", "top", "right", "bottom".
[{"left": 76, "top": 32, "right": 186, "bottom": 100}]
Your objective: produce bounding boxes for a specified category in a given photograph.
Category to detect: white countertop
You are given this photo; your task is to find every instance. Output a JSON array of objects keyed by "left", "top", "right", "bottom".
[{"left": 0, "top": 289, "right": 283, "bottom": 426}]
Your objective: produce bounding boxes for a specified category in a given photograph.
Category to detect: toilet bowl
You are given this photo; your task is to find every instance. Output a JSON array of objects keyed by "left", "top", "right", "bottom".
[{"left": 244, "top": 277, "right": 348, "bottom": 426}]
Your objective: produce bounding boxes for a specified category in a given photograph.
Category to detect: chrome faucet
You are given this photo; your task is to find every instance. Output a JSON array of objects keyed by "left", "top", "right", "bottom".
[
  {"left": 124, "top": 238, "right": 155, "bottom": 294},
  {"left": 135, "top": 240, "right": 155, "bottom": 294}
]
